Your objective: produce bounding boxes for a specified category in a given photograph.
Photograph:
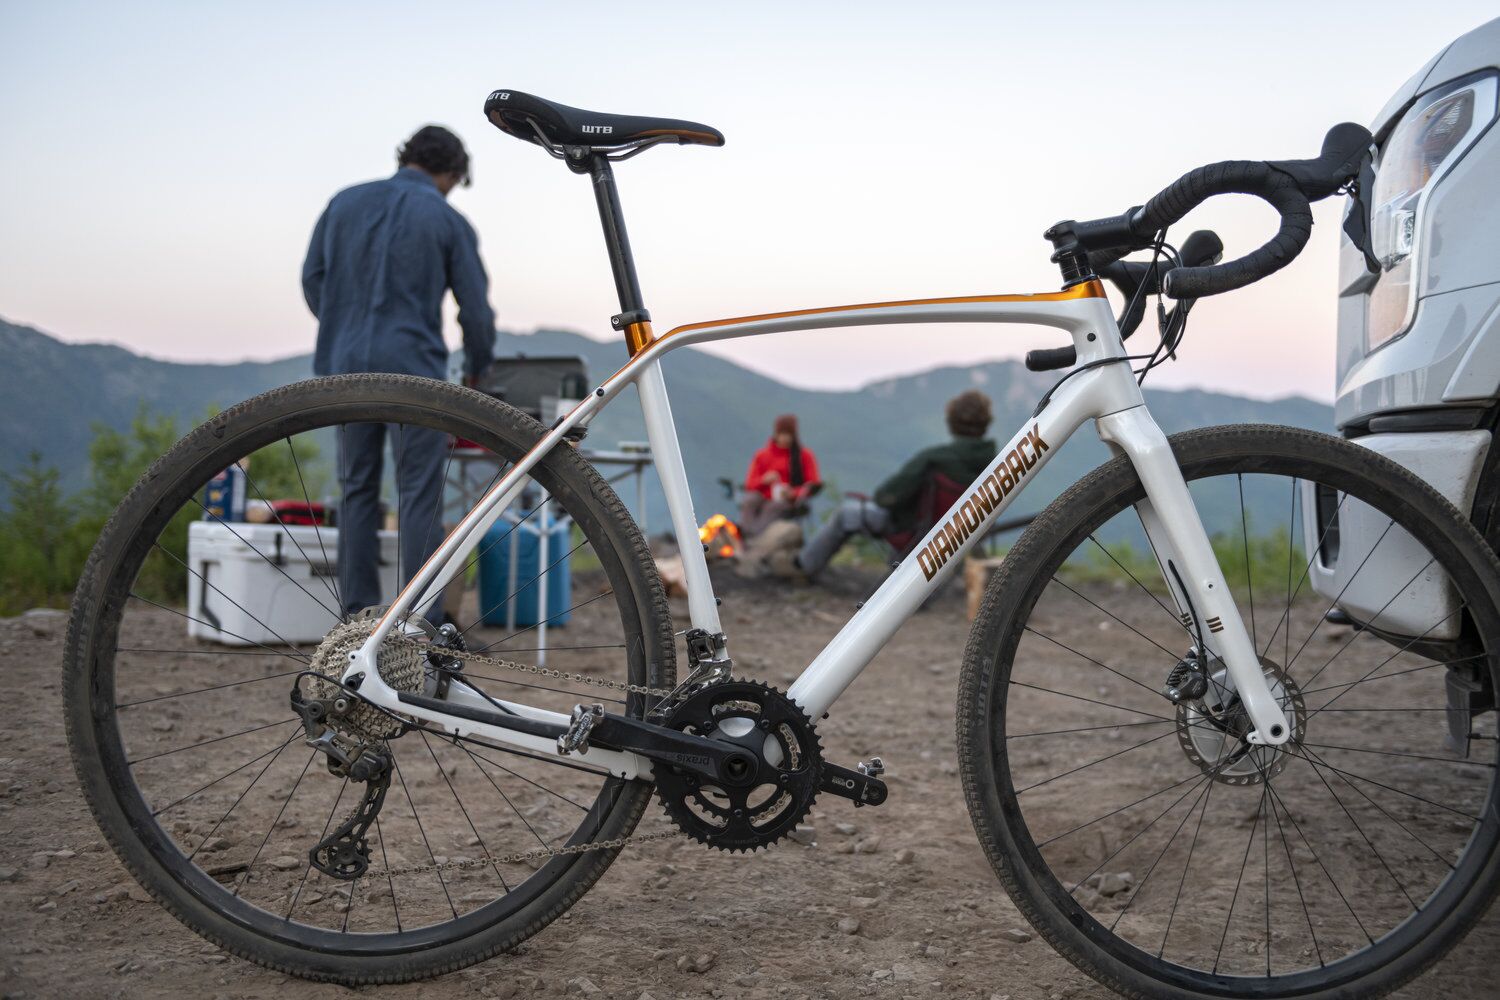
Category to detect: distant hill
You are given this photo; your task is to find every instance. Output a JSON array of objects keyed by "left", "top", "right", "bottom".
[{"left": 0, "top": 316, "right": 1333, "bottom": 534}]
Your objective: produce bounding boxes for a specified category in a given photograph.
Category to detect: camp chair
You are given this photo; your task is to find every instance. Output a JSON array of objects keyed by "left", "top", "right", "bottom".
[{"left": 848, "top": 469, "right": 968, "bottom": 560}]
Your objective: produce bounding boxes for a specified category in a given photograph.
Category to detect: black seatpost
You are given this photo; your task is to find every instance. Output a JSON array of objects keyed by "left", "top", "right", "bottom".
[{"left": 585, "top": 154, "right": 653, "bottom": 346}]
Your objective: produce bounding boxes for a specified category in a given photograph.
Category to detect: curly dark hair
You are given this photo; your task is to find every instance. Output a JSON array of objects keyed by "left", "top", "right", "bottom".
[
  {"left": 945, "top": 389, "right": 993, "bottom": 438},
  {"left": 397, "top": 125, "right": 471, "bottom": 186}
]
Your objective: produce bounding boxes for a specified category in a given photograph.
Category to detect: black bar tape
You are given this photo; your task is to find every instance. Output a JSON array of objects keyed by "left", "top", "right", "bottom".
[{"left": 1137, "top": 161, "right": 1312, "bottom": 299}]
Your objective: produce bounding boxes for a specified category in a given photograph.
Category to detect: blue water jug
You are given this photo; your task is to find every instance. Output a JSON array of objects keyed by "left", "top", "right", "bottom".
[{"left": 477, "top": 507, "right": 572, "bottom": 628}]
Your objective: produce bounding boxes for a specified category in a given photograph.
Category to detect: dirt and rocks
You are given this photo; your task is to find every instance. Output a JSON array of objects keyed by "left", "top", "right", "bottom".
[{"left": 1, "top": 572, "right": 1496, "bottom": 1000}]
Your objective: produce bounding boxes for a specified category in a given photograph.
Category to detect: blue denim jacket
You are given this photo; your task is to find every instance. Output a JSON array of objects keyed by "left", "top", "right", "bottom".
[{"left": 303, "top": 167, "right": 496, "bottom": 380}]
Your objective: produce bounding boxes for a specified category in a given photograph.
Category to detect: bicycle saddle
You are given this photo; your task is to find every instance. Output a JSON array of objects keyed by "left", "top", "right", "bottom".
[{"left": 484, "top": 90, "right": 725, "bottom": 150}]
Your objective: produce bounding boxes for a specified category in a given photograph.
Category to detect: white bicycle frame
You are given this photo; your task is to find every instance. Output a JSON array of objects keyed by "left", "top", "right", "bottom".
[{"left": 344, "top": 279, "right": 1290, "bottom": 780}]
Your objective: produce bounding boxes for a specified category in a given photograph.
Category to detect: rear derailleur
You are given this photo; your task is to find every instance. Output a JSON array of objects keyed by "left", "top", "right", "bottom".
[{"left": 290, "top": 682, "right": 394, "bottom": 880}]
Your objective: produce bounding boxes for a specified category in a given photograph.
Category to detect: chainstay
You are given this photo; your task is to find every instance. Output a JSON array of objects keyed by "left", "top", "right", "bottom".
[
  {"left": 351, "top": 637, "right": 686, "bottom": 876},
  {"left": 361, "top": 830, "right": 682, "bottom": 879}
]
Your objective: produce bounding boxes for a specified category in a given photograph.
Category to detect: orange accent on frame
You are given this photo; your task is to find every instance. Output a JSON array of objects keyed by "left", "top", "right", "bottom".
[
  {"left": 624, "top": 320, "right": 656, "bottom": 356},
  {"left": 662, "top": 280, "right": 1105, "bottom": 338}
]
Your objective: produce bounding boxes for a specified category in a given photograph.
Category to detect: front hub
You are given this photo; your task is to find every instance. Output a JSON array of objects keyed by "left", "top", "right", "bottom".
[{"left": 1175, "top": 656, "right": 1305, "bottom": 786}]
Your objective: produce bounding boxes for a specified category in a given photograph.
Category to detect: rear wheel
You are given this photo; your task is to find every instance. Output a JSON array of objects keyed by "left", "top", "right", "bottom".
[
  {"left": 958, "top": 424, "right": 1500, "bottom": 999},
  {"left": 63, "top": 374, "right": 675, "bottom": 983}
]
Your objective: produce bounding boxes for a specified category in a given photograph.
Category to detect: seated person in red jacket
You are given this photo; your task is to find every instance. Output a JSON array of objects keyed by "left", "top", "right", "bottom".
[{"left": 738, "top": 414, "right": 822, "bottom": 535}]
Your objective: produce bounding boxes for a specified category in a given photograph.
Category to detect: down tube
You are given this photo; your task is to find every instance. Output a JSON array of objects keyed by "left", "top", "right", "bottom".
[{"left": 786, "top": 377, "right": 1104, "bottom": 720}]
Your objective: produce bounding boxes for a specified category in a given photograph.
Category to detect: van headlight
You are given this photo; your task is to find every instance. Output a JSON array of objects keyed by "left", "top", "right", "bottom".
[{"left": 1366, "top": 72, "right": 1498, "bottom": 353}]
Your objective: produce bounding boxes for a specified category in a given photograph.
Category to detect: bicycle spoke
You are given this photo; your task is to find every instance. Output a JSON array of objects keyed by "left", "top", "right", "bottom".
[
  {"left": 453, "top": 740, "right": 551, "bottom": 850},
  {"left": 1299, "top": 745, "right": 1418, "bottom": 909},
  {"left": 118, "top": 647, "right": 295, "bottom": 656},
  {"left": 458, "top": 742, "right": 593, "bottom": 812},
  {"left": 287, "top": 433, "right": 342, "bottom": 613},
  {"left": 159, "top": 542, "right": 312, "bottom": 652},
  {"left": 1047, "top": 577, "right": 1182, "bottom": 660},
  {"left": 1294, "top": 554, "right": 1430, "bottom": 688},
  {"left": 1282, "top": 521, "right": 1398, "bottom": 675},
  {"left": 1295, "top": 743, "right": 1456, "bottom": 870},
  {"left": 237, "top": 458, "right": 343, "bottom": 617},
  {"left": 1298, "top": 657, "right": 1466, "bottom": 698},
  {"left": 373, "top": 815, "right": 402, "bottom": 932},
  {"left": 1260, "top": 489, "right": 1350, "bottom": 661},
  {"left": 1211, "top": 783, "right": 1268, "bottom": 974},
  {"left": 1067, "top": 772, "right": 1213, "bottom": 894},
  {"left": 1264, "top": 780, "right": 1374, "bottom": 945},
  {"left": 459, "top": 534, "right": 588, "bottom": 644},
  {"left": 1015, "top": 728, "right": 1180, "bottom": 795},
  {"left": 1087, "top": 534, "right": 1192, "bottom": 638},
  {"left": 1020, "top": 626, "right": 1169, "bottom": 703},
  {"left": 152, "top": 730, "right": 301, "bottom": 818},
  {"left": 127, "top": 593, "right": 310, "bottom": 664},
  {"left": 1302, "top": 605, "right": 1467, "bottom": 726},
  {"left": 195, "top": 494, "right": 341, "bottom": 623},
  {"left": 1158, "top": 727, "right": 1237, "bottom": 958},
  {"left": 286, "top": 775, "right": 349, "bottom": 919},
  {"left": 186, "top": 730, "right": 299, "bottom": 864},
  {"left": 390, "top": 752, "right": 458, "bottom": 918},
  {"left": 417, "top": 729, "right": 510, "bottom": 892},
  {"left": 1293, "top": 740, "right": 1492, "bottom": 768},
  {"left": 1268, "top": 777, "right": 1324, "bottom": 968},
  {"left": 1009, "top": 718, "right": 1174, "bottom": 740},
  {"left": 117, "top": 669, "right": 304, "bottom": 708},
  {"left": 236, "top": 749, "right": 317, "bottom": 898},
  {"left": 129, "top": 718, "right": 297, "bottom": 765},
  {"left": 470, "top": 590, "right": 616, "bottom": 655},
  {"left": 1108, "top": 776, "right": 1217, "bottom": 935},
  {"left": 1008, "top": 680, "right": 1175, "bottom": 722}
]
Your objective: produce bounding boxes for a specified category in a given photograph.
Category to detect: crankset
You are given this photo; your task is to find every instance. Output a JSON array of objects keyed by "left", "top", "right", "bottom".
[{"left": 649, "top": 680, "right": 822, "bottom": 852}]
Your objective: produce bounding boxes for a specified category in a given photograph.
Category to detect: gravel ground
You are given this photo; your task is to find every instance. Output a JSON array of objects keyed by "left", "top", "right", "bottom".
[{"left": 2, "top": 568, "right": 1496, "bottom": 1000}]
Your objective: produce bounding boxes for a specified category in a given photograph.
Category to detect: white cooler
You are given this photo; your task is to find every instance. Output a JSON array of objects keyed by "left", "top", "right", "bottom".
[{"left": 186, "top": 521, "right": 397, "bottom": 645}]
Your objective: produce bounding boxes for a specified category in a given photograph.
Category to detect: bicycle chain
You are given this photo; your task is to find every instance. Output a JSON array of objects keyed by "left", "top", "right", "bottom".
[
  {"left": 343, "top": 635, "right": 687, "bottom": 879},
  {"left": 384, "top": 634, "right": 681, "bottom": 700}
]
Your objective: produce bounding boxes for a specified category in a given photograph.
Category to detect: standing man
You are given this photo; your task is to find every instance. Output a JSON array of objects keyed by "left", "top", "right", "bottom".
[{"left": 302, "top": 125, "right": 497, "bottom": 619}]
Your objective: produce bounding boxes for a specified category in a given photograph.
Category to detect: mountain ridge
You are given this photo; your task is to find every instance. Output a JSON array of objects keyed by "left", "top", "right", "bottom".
[{"left": 0, "top": 316, "right": 1335, "bottom": 530}]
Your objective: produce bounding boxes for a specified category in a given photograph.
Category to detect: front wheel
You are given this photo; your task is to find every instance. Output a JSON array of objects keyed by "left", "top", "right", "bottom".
[{"left": 958, "top": 424, "right": 1500, "bottom": 999}]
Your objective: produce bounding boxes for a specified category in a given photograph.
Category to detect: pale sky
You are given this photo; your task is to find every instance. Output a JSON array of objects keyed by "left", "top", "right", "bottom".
[{"left": 2, "top": 1, "right": 1494, "bottom": 401}]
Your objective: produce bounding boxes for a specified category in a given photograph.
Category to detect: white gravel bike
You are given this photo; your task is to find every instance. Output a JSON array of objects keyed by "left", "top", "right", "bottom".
[{"left": 65, "top": 91, "right": 1500, "bottom": 998}]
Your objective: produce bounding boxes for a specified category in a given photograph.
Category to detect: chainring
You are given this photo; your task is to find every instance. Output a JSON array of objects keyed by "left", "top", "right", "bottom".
[{"left": 653, "top": 680, "right": 821, "bottom": 853}]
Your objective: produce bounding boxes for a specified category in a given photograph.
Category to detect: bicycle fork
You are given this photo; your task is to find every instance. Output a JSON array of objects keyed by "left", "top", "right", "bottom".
[{"left": 1096, "top": 407, "right": 1291, "bottom": 746}]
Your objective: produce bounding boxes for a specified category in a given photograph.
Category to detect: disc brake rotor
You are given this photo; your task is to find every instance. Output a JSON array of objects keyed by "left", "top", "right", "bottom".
[
  {"left": 1176, "top": 656, "right": 1306, "bottom": 786},
  {"left": 654, "top": 680, "right": 822, "bottom": 852}
]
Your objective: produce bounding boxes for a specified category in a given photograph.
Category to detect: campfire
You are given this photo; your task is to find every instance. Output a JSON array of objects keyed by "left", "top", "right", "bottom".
[{"left": 698, "top": 513, "right": 742, "bottom": 560}]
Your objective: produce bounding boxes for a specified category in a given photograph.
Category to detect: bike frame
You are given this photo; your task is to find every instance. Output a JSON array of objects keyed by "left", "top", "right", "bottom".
[{"left": 343, "top": 156, "right": 1291, "bottom": 781}]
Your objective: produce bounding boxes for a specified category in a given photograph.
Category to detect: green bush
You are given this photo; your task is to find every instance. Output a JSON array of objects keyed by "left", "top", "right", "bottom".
[{"left": 0, "top": 453, "right": 91, "bottom": 613}]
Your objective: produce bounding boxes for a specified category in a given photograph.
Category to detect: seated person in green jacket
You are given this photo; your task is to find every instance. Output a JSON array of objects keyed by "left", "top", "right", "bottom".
[{"left": 794, "top": 390, "right": 997, "bottom": 576}]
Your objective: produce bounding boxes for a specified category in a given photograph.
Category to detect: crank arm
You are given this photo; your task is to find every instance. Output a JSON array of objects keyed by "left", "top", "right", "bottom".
[
  {"left": 589, "top": 712, "right": 757, "bottom": 787},
  {"left": 819, "top": 761, "right": 888, "bottom": 807}
]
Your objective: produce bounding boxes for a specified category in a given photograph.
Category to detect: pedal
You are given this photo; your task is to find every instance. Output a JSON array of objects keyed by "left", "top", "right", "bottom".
[
  {"left": 558, "top": 703, "right": 605, "bottom": 755},
  {"left": 820, "top": 759, "right": 888, "bottom": 807}
]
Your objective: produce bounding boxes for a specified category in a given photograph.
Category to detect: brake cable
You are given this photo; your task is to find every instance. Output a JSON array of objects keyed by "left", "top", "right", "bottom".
[{"left": 1033, "top": 232, "right": 1181, "bottom": 416}]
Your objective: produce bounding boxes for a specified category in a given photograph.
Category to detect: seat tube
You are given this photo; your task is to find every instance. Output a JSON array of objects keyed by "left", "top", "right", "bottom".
[
  {"left": 1096, "top": 406, "right": 1291, "bottom": 746},
  {"left": 637, "top": 360, "right": 722, "bottom": 636}
]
